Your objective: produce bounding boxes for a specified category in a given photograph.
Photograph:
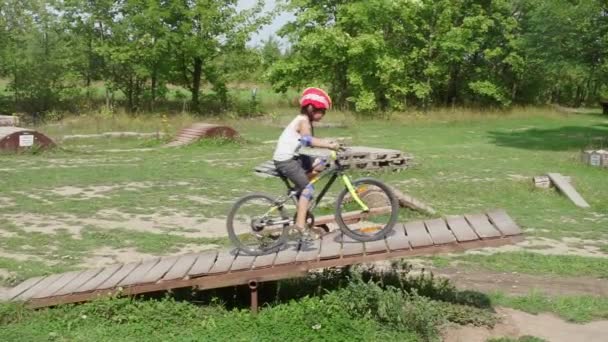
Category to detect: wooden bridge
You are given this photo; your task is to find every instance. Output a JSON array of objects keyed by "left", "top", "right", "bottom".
[{"left": 2, "top": 210, "right": 523, "bottom": 310}]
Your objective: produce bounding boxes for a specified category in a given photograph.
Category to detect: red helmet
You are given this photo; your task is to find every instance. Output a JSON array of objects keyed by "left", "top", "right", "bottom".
[{"left": 299, "top": 87, "right": 332, "bottom": 110}]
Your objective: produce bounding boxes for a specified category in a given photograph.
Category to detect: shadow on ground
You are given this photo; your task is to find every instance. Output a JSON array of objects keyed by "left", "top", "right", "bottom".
[
  {"left": 153, "top": 262, "right": 493, "bottom": 311},
  {"left": 489, "top": 124, "right": 608, "bottom": 151}
]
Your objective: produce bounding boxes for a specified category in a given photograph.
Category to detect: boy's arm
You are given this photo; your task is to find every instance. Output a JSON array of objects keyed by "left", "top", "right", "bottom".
[{"left": 299, "top": 120, "right": 339, "bottom": 150}]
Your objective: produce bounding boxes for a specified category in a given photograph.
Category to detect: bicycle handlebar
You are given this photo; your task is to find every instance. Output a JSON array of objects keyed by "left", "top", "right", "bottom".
[{"left": 329, "top": 144, "right": 348, "bottom": 161}]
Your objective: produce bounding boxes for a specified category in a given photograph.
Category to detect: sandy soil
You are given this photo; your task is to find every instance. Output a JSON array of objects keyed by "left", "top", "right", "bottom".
[
  {"left": 430, "top": 266, "right": 608, "bottom": 297},
  {"left": 2, "top": 210, "right": 250, "bottom": 239},
  {"left": 443, "top": 307, "right": 608, "bottom": 342}
]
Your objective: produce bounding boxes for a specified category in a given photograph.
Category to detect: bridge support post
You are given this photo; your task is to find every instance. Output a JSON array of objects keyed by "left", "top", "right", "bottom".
[{"left": 248, "top": 280, "right": 258, "bottom": 314}]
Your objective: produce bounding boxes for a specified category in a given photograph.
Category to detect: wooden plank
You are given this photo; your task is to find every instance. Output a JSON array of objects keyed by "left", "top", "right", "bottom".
[
  {"left": 15, "top": 273, "right": 64, "bottom": 301},
  {"left": 274, "top": 241, "right": 301, "bottom": 265},
  {"left": 96, "top": 262, "right": 141, "bottom": 290},
  {"left": 341, "top": 234, "right": 365, "bottom": 257},
  {"left": 140, "top": 256, "right": 180, "bottom": 284},
  {"left": 25, "top": 234, "right": 524, "bottom": 309},
  {"left": 364, "top": 238, "right": 388, "bottom": 254},
  {"left": 385, "top": 224, "right": 411, "bottom": 251},
  {"left": 32, "top": 271, "right": 84, "bottom": 299},
  {"left": 486, "top": 210, "right": 522, "bottom": 236},
  {"left": 424, "top": 218, "right": 457, "bottom": 245},
  {"left": 295, "top": 239, "right": 321, "bottom": 263},
  {"left": 53, "top": 268, "right": 104, "bottom": 296},
  {"left": 187, "top": 251, "right": 219, "bottom": 277},
  {"left": 465, "top": 214, "right": 502, "bottom": 239},
  {"left": 315, "top": 206, "right": 392, "bottom": 226},
  {"left": 403, "top": 221, "right": 434, "bottom": 248},
  {"left": 118, "top": 259, "right": 160, "bottom": 287},
  {"left": 445, "top": 215, "right": 479, "bottom": 242},
  {"left": 7, "top": 276, "right": 45, "bottom": 300},
  {"left": 207, "top": 251, "right": 237, "bottom": 274},
  {"left": 162, "top": 254, "right": 199, "bottom": 281},
  {"left": 230, "top": 253, "right": 257, "bottom": 272},
  {"left": 319, "top": 230, "right": 342, "bottom": 260},
  {"left": 547, "top": 173, "right": 590, "bottom": 208},
  {"left": 252, "top": 251, "right": 278, "bottom": 269},
  {"left": 74, "top": 264, "right": 122, "bottom": 293}
]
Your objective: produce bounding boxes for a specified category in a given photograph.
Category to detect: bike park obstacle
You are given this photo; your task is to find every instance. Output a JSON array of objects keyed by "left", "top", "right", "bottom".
[
  {"left": 255, "top": 146, "right": 414, "bottom": 176},
  {"left": 0, "top": 127, "right": 55, "bottom": 152},
  {"left": 533, "top": 173, "right": 591, "bottom": 208},
  {"left": 164, "top": 123, "right": 239, "bottom": 147},
  {"left": 2, "top": 210, "right": 523, "bottom": 310}
]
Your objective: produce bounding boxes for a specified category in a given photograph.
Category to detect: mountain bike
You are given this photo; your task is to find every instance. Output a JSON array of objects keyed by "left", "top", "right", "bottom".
[{"left": 226, "top": 147, "right": 399, "bottom": 256}]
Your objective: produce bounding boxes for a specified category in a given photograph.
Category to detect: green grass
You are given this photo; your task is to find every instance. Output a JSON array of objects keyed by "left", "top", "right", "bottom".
[
  {"left": 0, "top": 296, "right": 420, "bottom": 342},
  {"left": 1, "top": 107, "right": 608, "bottom": 282},
  {"left": 490, "top": 291, "right": 608, "bottom": 323},
  {"left": 455, "top": 252, "right": 608, "bottom": 279},
  {"left": 0, "top": 268, "right": 500, "bottom": 341},
  {"left": 1, "top": 106, "right": 608, "bottom": 338}
]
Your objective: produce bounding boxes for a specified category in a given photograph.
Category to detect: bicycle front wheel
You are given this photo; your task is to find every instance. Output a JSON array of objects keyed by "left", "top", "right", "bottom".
[
  {"left": 226, "top": 193, "right": 290, "bottom": 256},
  {"left": 334, "top": 178, "right": 399, "bottom": 241}
]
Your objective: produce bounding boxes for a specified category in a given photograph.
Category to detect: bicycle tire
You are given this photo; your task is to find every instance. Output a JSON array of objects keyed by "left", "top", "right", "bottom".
[
  {"left": 334, "top": 178, "right": 399, "bottom": 242},
  {"left": 226, "top": 193, "right": 290, "bottom": 256}
]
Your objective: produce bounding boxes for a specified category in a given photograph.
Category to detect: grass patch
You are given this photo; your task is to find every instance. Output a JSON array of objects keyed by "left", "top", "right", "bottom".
[
  {"left": 1, "top": 106, "right": 608, "bottom": 334},
  {"left": 428, "top": 256, "right": 451, "bottom": 268},
  {"left": 490, "top": 291, "right": 608, "bottom": 323},
  {"left": 456, "top": 252, "right": 608, "bottom": 279}
]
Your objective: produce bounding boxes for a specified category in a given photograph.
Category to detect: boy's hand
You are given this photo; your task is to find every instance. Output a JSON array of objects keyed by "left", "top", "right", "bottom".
[{"left": 327, "top": 141, "right": 341, "bottom": 150}]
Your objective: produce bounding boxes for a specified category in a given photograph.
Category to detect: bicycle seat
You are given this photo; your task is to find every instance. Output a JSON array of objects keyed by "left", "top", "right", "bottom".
[{"left": 254, "top": 160, "right": 282, "bottom": 178}]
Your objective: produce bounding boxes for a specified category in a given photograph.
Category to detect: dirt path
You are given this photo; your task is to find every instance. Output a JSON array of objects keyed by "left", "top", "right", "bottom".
[
  {"left": 431, "top": 266, "right": 608, "bottom": 297},
  {"left": 443, "top": 307, "right": 608, "bottom": 342}
]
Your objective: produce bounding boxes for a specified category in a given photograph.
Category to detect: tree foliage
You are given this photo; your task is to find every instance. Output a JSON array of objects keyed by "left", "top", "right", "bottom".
[
  {"left": 270, "top": 0, "right": 608, "bottom": 111},
  {"left": 0, "top": 0, "right": 269, "bottom": 115},
  {"left": 0, "top": 0, "right": 605, "bottom": 115}
]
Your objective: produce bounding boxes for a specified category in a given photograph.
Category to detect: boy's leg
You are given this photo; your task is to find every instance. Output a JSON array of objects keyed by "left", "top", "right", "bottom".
[
  {"left": 306, "top": 157, "right": 328, "bottom": 180},
  {"left": 275, "top": 159, "right": 318, "bottom": 234}
]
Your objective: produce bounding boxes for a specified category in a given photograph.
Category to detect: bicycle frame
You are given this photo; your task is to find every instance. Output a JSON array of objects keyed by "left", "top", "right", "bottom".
[{"left": 262, "top": 151, "right": 370, "bottom": 225}]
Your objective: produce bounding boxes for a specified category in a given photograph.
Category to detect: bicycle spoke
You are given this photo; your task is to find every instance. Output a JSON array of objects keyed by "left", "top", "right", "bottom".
[
  {"left": 227, "top": 194, "right": 292, "bottom": 255},
  {"left": 336, "top": 180, "right": 398, "bottom": 240}
]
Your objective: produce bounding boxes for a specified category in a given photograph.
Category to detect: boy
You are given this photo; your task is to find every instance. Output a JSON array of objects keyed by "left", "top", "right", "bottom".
[{"left": 273, "top": 87, "right": 340, "bottom": 239}]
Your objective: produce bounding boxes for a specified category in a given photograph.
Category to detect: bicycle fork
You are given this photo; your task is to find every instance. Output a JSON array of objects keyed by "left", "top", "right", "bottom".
[{"left": 340, "top": 174, "right": 370, "bottom": 212}]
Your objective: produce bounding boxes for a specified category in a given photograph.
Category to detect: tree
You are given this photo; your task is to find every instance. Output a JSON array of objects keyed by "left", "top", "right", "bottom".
[
  {"left": 165, "top": 0, "right": 269, "bottom": 112},
  {"left": 270, "top": 0, "right": 525, "bottom": 112},
  {"left": 1, "top": 0, "right": 80, "bottom": 115}
]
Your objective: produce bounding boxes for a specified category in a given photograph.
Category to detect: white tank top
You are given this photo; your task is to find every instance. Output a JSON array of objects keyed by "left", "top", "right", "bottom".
[{"left": 273, "top": 115, "right": 311, "bottom": 161}]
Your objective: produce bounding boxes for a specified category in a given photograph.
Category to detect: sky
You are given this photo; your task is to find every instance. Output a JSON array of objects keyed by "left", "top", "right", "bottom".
[{"left": 237, "top": 0, "right": 294, "bottom": 47}]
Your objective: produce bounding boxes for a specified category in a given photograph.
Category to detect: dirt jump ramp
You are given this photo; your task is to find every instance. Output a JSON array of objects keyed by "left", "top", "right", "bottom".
[
  {"left": 0, "top": 127, "right": 55, "bottom": 152},
  {"left": 164, "top": 123, "right": 239, "bottom": 147}
]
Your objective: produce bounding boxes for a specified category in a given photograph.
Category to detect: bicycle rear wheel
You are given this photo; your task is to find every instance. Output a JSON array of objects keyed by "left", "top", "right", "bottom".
[
  {"left": 226, "top": 193, "right": 290, "bottom": 255},
  {"left": 334, "top": 178, "right": 399, "bottom": 241}
]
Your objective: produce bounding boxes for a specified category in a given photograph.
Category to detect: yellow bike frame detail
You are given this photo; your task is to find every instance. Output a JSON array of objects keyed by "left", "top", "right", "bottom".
[{"left": 342, "top": 175, "right": 370, "bottom": 211}]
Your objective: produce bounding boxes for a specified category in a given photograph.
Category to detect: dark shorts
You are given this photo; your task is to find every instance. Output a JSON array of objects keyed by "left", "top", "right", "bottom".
[{"left": 274, "top": 156, "right": 314, "bottom": 192}]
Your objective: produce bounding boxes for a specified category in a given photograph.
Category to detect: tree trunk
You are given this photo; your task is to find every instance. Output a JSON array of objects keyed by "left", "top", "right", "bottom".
[
  {"left": 87, "top": 36, "right": 93, "bottom": 88},
  {"left": 151, "top": 68, "right": 157, "bottom": 111},
  {"left": 331, "top": 63, "right": 348, "bottom": 109},
  {"left": 191, "top": 57, "right": 202, "bottom": 111},
  {"left": 127, "top": 76, "right": 134, "bottom": 113},
  {"left": 511, "top": 81, "right": 518, "bottom": 103}
]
